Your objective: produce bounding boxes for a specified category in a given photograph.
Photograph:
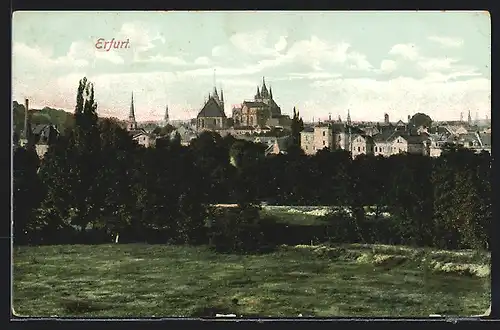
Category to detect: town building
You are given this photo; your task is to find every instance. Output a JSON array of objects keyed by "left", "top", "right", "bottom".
[
  {"left": 232, "top": 77, "right": 291, "bottom": 129},
  {"left": 16, "top": 98, "right": 60, "bottom": 158},
  {"left": 126, "top": 92, "right": 157, "bottom": 148},
  {"left": 196, "top": 87, "right": 227, "bottom": 132}
]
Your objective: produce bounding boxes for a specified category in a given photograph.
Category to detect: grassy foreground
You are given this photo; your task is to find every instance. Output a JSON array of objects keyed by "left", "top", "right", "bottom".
[{"left": 13, "top": 243, "right": 490, "bottom": 318}]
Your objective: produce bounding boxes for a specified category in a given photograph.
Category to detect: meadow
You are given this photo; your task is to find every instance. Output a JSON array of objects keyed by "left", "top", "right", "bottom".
[{"left": 13, "top": 242, "right": 490, "bottom": 318}]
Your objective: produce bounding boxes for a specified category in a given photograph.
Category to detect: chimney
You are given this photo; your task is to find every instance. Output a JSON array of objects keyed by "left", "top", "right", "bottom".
[{"left": 23, "top": 98, "right": 29, "bottom": 140}]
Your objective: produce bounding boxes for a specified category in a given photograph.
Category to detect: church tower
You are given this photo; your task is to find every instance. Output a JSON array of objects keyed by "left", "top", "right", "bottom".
[
  {"left": 261, "top": 77, "right": 269, "bottom": 98},
  {"left": 255, "top": 86, "right": 261, "bottom": 100},
  {"left": 164, "top": 104, "right": 169, "bottom": 126},
  {"left": 467, "top": 110, "right": 472, "bottom": 126},
  {"left": 128, "top": 92, "right": 137, "bottom": 131},
  {"left": 347, "top": 109, "right": 352, "bottom": 126},
  {"left": 220, "top": 88, "right": 225, "bottom": 112}
]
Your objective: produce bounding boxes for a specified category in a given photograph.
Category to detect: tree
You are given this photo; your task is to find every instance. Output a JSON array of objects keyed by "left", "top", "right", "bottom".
[
  {"left": 290, "top": 107, "right": 304, "bottom": 147},
  {"left": 13, "top": 146, "right": 44, "bottom": 245},
  {"left": 409, "top": 113, "right": 433, "bottom": 129},
  {"left": 39, "top": 77, "right": 103, "bottom": 236}
]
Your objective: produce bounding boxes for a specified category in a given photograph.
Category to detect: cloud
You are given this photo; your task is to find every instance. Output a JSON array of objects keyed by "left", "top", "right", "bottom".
[
  {"left": 417, "top": 57, "right": 460, "bottom": 71},
  {"left": 13, "top": 42, "right": 89, "bottom": 68},
  {"left": 287, "top": 72, "right": 343, "bottom": 80},
  {"left": 389, "top": 43, "right": 419, "bottom": 61},
  {"left": 379, "top": 59, "right": 398, "bottom": 73},
  {"left": 142, "top": 55, "right": 188, "bottom": 65},
  {"left": 428, "top": 36, "right": 464, "bottom": 48},
  {"left": 117, "top": 22, "right": 166, "bottom": 61},
  {"left": 307, "top": 75, "right": 490, "bottom": 122},
  {"left": 209, "top": 36, "right": 373, "bottom": 74},
  {"left": 194, "top": 56, "right": 211, "bottom": 66},
  {"left": 275, "top": 36, "right": 287, "bottom": 52}
]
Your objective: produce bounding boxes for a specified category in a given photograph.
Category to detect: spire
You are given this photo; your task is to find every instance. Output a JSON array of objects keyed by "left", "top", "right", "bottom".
[
  {"left": 23, "top": 98, "right": 29, "bottom": 140},
  {"left": 261, "top": 76, "right": 268, "bottom": 96},
  {"left": 129, "top": 92, "right": 136, "bottom": 120},
  {"left": 220, "top": 88, "right": 224, "bottom": 103},
  {"left": 467, "top": 110, "right": 472, "bottom": 125},
  {"left": 255, "top": 86, "right": 261, "bottom": 99},
  {"left": 269, "top": 86, "right": 273, "bottom": 99},
  {"left": 347, "top": 109, "right": 351, "bottom": 125},
  {"left": 128, "top": 92, "right": 137, "bottom": 130},
  {"left": 164, "top": 104, "right": 169, "bottom": 123},
  {"left": 338, "top": 115, "right": 342, "bottom": 123}
]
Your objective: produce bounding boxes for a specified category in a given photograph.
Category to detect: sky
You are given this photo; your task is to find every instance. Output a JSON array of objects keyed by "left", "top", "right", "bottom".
[{"left": 12, "top": 11, "right": 491, "bottom": 122}]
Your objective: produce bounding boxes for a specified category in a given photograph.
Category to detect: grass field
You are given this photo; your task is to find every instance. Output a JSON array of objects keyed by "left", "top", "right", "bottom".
[{"left": 13, "top": 243, "right": 490, "bottom": 318}]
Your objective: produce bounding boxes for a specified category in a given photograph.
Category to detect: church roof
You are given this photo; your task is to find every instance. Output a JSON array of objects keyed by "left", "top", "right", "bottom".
[{"left": 197, "top": 97, "right": 226, "bottom": 118}]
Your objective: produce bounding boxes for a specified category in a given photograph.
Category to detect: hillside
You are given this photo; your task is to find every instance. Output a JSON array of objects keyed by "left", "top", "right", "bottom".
[
  {"left": 13, "top": 101, "right": 130, "bottom": 134},
  {"left": 13, "top": 101, "right": 75, "bottom": 135}
]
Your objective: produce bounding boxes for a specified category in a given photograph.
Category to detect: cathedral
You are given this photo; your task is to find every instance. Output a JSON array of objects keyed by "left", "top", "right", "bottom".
[
  {"left": 196, "top": 86, "right": 227, "bottom": 132},
  {"left": 232, "top": 77, "right": 285, "bottom": 128}
]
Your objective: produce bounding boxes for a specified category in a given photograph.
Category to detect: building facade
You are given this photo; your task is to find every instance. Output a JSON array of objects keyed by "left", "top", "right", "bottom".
[{"left": 196, "top": 87, "right": 227, "bottom": 132}]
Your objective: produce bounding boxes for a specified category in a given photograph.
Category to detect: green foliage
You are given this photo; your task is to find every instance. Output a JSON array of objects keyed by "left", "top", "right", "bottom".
[{"left": 16, "top": 79, "right": 491, "bottom": 251}]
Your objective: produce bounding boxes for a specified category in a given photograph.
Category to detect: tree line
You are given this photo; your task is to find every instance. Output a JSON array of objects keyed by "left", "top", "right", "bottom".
[{"left": 13, "top": 78, "right": 491, "bottom": 252}]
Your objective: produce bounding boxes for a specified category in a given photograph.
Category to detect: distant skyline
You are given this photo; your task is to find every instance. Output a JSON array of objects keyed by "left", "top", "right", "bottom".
[{"left": 12, "top": 11, "right": 490, "bottom": 122}]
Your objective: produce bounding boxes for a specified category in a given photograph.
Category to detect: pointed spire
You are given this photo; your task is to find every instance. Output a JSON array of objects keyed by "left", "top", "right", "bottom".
[
  {"left": 468, "top": 109, "right": 472, "bottom": 125},
  {"left": 261, "top": 76, "right": 268, "bottom": 96},
  {"left": 255, "top": 86, "right": 261, "bottom": 99},
  {"left": 129, "top": 92, "right": 135, "bottom": 120},
  {"left": 220, "top": 88, "right": 224, "bottom": 102},
  {"left": 128, "top": 92, "right": 137, "bottom": 130},
  {"left": 347, "top": 109, "right": 351, "bottom": 125},
  {"left": 164, "top": 104, "right": 169, "bottom": 122},
  {"left": 269, "top": 86, "right": 273, "bottom": 99},
  {"left": 23, "top": 98, "right": 29, "bottom": 140}
]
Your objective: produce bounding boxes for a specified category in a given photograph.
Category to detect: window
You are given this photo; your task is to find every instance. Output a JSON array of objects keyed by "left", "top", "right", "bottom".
[
  {"left": 363, "top": 146, "right": 365, "bottom": 151},
  {"left": 323, "top": 141, "right": 326, "bottom": 145},
  {"left": 306, "top": 146, "right": 308, "bottom": 150},
  {"left": 375, "top": 146, "right": 378, "bottom": 152},
  {"left": 358, "top": 147, "right": 361, "bottom": 152},
  {"left": 323, "top": 131, "right": 326, "bottom": 136}
]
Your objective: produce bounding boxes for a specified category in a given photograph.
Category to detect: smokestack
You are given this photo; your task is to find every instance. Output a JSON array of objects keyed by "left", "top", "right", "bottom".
[{"left": 23, "top": 98, "right": 29, "bottom": 139}]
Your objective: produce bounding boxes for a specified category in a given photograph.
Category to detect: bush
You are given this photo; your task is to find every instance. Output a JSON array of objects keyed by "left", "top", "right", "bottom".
[{"left": 208, "top": 205, "right": 271, "bottom": 254}]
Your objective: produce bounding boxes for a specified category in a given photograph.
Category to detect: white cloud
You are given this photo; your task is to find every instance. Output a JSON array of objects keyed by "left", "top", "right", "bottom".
[
  {"left": 194, "top": 56, "right": 211, "bottom": 66},
  {"left": 389, "top": 43, "right": 419, "bottom": 61},
  {"left": 417, "top": 57, "right": 460, "bottom": 71},
  {"left": 117, "top": 22, "right": 165, "bottom": 61},
  {"left": 308, "top": 76, "right": 490, "bottom": 122},
  {"left": 287, "top": 72, "right": 343, "bottom": 80},
  {"left": 13, "top": 42, "right": 89, "bottom": 68},
  {"left": 428, "top": 36, "right": 464, "bottom": 48},
  {"left": 142, "top": 55, "right": 188, "bottom": 65},
  {"left": 379, "top": 59, "right": 398, "bottom": 73},
  {"left": 275, "top": 36, "right": 287, "bottom": 52}
]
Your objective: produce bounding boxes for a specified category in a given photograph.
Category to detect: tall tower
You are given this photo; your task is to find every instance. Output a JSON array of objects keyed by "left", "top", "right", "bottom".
[
  {"left": 261, "top": 77, "right": 269, "bottom": 98},
  {"left": 467, "top": 110, "right": 472, "bottom": 126},
  {"left": 460, "top": 112, "right": 463, "bottom": 123},
  {"left": 128, "top": 92, "right": 137, "bottom": 131},
  {"left": 164, "top": 104, "right": 169, "bottom": 126},
  {"left": 220, "top": 88, "right": 225, "bottom": 112},
  {"left": 23, "top": 98, "right": 29, "bottom": 140},
  {"left": 347, "top": 109, "right": 352, "bottom": 126},
  {"left": 384, "top": 113, "right": 389, "bottom": 124},
  {"left": 255, "top": 86, "right": 261, "bottom": 100}
]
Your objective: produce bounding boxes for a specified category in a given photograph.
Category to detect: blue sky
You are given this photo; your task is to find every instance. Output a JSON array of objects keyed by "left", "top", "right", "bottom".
[{"left": 12, "top": 11, "right": 490, "bottom": 122}]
